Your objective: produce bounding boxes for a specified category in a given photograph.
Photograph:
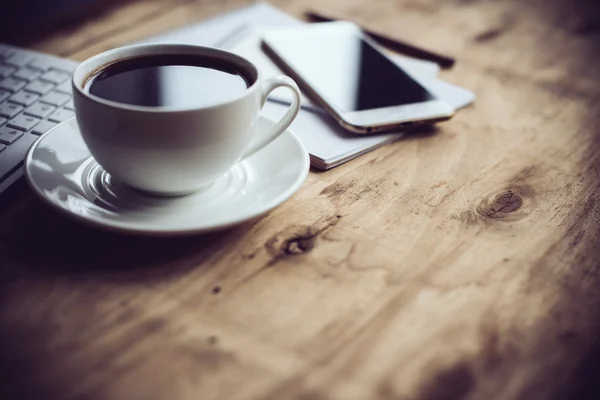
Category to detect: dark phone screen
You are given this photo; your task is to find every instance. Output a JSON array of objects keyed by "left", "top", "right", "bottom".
[{"left": 266, "top": 27, "right": 435, "bottom": 112}]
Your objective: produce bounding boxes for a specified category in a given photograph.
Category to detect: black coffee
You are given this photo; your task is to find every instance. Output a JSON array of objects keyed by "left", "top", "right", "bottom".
[{"left": 85, "top": 54, "right": 254, "bottom": 108}]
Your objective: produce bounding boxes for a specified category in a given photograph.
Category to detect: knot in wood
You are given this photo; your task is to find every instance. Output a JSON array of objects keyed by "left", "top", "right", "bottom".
[
  {"left": 285, "top": 236, "right": 316, "bottom": 255},
  {"left": 266, "top": 226, "right": 318, "bottom": 259},
  {"left": 490, "top": 190, "right": 523, "bottom": 214},
  {"left": 264, "top": 216, "right": 340, "bottom": 266},
  {"left": 476, "top": 188, "right": 531, "bottom": 221}
]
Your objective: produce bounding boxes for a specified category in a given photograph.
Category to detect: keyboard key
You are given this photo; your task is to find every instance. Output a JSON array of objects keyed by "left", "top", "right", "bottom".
[
  {"left": 5, "top": 53, "right": 32, "bottom": 68},
  {"left": 0, "top": 77, "right": 27, "bottom": 92},
  {"left": 25, "top": 80, "right": 54, "bottom": 95},
  {"left": 0, "top": 131, "right": 37, "bottom": 181},
  {"left": 0, "top": 89, "right": 10, "bottom": 103},
  {"left": 28, "top": 58, "right": 53, "bottom": 72},
  {"left": 55, "top": 80, "right": 72, "bottom": 94},
  {"left": 48, "top": 108, "right": 74, "bottom": 123},
  {"left": 8, "top": 114, "right": 40, "bottom": 131},
  {"left": 0, "top": 144, "right": 5, "bottom": 153},
  {"left": 31, "top": 120, "right": 57, "bottom": 135},
  {"left": 0, "top": 65, "right": 16, "bottom": 79},
  {"left": 0, "top": 117, "right": 6, "bottom": 126},
  {"left": 9, "top": 91, "right": 39, "bottom": 106},
  {"left": 13, "top": 68, "right": 41, "bottom": 82},
  {"left": 0, "top": 102, "right": 23, "bottom": 118},
  {"left": 25, "top": 102, "right": 56, "bottom": 118},
  {"left": 64, "top": 100, "right": 75, "bottom": 110},
  {"left": 0, "top": 126, "right": 24, "bottom": 144},
  {"left": 40, "top": 91, "right": 70, "bottom": 107},
  {"left": 0, "top": 47, "right": 16, "bottom": 60},
  {"left": 41, "top": 69, "right": 70, "bottom": 84}
]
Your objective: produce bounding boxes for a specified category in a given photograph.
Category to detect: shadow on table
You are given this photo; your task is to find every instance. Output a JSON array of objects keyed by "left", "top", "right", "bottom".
[
  {"left": 0, "top": 193, "right": 254, "bottom": 284},
  {"left": 2, "top": 0, "right": 136, "bottom": 46},
  {"left": 0, "top": 319, "right": 76, "bottom": 400},
  {"left": 0, "top": 191, "right": 257, "bottom": 399},
  {"left": 538, "top": 1, "right": 600, "bottom": 399}
]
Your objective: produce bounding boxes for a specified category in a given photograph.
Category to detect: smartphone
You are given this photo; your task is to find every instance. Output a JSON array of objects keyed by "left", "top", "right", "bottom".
[{"left": 262, "top": 21, "right": 454, "bottom": 134}]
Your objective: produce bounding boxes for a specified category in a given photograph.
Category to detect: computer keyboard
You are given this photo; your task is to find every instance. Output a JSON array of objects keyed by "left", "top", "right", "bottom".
[{"left": 0, "top": 43, "right": 78, "bottom": 195}]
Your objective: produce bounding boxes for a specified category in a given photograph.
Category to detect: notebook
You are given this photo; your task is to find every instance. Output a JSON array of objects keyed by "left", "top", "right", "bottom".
[{"left": 139, "top": 2, "right": 475, "bottom": 169}]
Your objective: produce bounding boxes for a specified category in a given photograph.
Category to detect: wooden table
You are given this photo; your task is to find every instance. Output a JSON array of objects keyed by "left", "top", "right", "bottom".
[{"left": 2, "top": 0, "right": 600, "bottom": 399}]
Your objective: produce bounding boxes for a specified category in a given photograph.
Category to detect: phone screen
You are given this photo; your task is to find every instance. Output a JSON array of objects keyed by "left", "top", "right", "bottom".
[{"left": 264, "top": 26, "right": 435, "bottom": 112}]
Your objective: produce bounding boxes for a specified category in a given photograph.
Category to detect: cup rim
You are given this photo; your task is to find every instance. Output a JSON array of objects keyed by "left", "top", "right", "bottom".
[{"left": 72, "top": 43, "right": 261, "bottom": 113}]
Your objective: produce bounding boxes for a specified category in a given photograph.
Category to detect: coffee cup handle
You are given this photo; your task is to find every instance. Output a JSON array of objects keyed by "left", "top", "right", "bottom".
[{"left": 240, "top": 75, "right": 302, "bottom": 160}]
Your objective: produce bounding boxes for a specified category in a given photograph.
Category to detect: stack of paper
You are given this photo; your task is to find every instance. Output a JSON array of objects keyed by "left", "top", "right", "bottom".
[{"left": 139, "top": 2, "right": 475, "bottom": 169}]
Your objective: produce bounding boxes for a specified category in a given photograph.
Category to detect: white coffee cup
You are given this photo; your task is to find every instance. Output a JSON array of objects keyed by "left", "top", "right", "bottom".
[{"left": 72, "top": 43, "right": 301, "bottom": 196}]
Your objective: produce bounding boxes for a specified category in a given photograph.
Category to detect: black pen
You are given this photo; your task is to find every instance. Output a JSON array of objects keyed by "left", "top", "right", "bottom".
[{"left": 305, "top": 10, "right": 456, "bottom": 69}]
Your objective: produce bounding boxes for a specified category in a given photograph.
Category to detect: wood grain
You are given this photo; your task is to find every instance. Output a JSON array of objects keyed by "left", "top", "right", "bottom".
[{"left": 2, "top": 0, "right": 600, "bottom": 399}]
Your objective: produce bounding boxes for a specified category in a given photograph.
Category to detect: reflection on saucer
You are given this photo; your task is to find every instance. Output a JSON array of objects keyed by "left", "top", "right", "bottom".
[{"left": 81, "top": 160, "right": 250, "bottom": 216}]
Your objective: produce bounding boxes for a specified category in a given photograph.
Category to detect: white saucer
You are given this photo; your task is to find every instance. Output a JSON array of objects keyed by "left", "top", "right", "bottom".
[{"left": 25, "top": 115, "right": 309, "bottom": 236}]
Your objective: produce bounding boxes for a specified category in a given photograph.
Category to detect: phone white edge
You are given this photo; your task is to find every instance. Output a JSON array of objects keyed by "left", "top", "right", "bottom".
[{"left": 261, "top": 21, "right": 455, "bottom": 134}]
